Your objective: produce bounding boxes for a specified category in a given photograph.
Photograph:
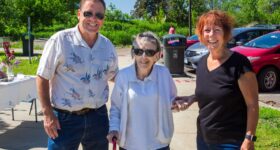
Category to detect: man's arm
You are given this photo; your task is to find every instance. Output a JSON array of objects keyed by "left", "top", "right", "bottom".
[
  {"left": 36, "top": 75, "right": 52, "bottom": 114},
  {"left": 36, "top": 75, "right": 60, "bottom": 139}
]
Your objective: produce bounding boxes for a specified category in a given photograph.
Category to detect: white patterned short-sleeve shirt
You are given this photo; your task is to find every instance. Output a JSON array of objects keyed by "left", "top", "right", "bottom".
[{"left": 37, "top": 26, "right": 118, "bottom": 111}]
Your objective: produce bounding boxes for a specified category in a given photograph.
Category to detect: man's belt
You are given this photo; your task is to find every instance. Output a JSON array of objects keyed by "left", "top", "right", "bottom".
[{"left": 53, "top": 105, "right": 104, "bottom": 115}]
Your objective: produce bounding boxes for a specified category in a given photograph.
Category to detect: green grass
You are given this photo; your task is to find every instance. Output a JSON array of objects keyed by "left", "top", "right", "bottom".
[
  {"left": 10, "top": 41, "right": 43, "bottom": 50},
  {"left": 255, "top": 107, "right": 280, "bottom": 149},
  {"left": 0, "top": 55, "right": 40, "bottom": 75},
  {"left": 13, "top": 57, "right": 39, "bottom": 75}
]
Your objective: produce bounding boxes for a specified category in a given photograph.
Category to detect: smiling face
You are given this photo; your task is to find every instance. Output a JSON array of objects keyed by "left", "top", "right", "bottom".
[
  {"left": 134, "top": 38, "right": 159, "bottom": 73},
  {"left": 195, "top": 10, "right": 234, "bottom": 52},
  {"left": 202, "top": 24, "right": 225, "bottom": 51},
  {"left": 78, "top": 0, "right": 105, "bottom": 36}
]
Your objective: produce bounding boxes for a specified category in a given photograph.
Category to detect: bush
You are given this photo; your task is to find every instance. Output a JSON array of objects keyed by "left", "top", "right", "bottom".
[{"left": 7, "top": 19, "right": 189, "bottom": 46}]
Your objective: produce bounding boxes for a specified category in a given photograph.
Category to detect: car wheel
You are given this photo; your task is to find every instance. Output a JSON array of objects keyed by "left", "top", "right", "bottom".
[{"left": 258, "top": 67, "right": 279, "bottom": 92}]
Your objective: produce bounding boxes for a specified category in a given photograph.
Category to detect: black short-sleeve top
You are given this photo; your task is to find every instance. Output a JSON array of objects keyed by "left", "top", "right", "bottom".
[{"left": 195, "top": 51, "right": 253, "bottom": 144}]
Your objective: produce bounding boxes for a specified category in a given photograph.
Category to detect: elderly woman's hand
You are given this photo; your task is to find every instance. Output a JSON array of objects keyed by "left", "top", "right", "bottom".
[{"left": 107, "top": 130, "right": 119, "bottom": 143}]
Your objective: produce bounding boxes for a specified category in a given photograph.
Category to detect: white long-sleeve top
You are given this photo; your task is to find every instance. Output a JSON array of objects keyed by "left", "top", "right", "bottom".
[{"left": 109, "top": 63, "right": 177, "bottom": 149}]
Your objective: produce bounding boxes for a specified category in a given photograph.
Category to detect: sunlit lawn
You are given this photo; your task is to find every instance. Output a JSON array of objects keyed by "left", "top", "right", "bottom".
[
  {"left": 13, "top": 57, "right": 39, "bottom": 75},
  {"left": 0, "top": 51, "right": 39, "bottom": 75},
  {"left": 255, "top": 107, "right": 280, "bottom": 149}
]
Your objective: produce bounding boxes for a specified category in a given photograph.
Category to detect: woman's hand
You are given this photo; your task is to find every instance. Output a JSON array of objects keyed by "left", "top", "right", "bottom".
[
  {"left": 107, "top": 130, "right": 119, "bottom": 143},
  {"left": 172, "top": 95, "right": 196, "bottom": 112},
  {"left": 241, "top": 139, "right": 254, "bottom": 150}
]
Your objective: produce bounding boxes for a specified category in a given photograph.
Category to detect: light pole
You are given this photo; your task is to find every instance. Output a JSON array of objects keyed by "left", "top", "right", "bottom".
[{"left": 189, "top": 0, "right": 192, "bottom": 36}]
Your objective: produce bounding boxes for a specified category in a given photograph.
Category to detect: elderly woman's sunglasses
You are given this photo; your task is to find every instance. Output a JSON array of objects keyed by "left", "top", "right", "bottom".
[
  {"left": 133, "top": 48, "right": 157, "bottom": 57},
  {"left": 83, "top": 11, "right": 104, "bottom": 20}
]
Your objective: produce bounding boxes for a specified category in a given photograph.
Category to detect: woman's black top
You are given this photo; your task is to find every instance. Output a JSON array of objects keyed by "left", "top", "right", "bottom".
[{"left": 195, "top": 52, "right": 253, "bottom": 144}]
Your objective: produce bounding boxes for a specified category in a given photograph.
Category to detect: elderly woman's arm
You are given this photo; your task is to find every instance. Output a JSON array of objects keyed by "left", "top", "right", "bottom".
[
  {"left": 238, "top": 71, "right": 259, "bottom": 150},
  {"left": 107, "top": 75, "right": 123, "bottom": 143}
]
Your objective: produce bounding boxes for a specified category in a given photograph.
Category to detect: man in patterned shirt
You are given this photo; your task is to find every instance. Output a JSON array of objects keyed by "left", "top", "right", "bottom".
[{"left": 36, "top": 0, "right": 118, "bottom": 149}]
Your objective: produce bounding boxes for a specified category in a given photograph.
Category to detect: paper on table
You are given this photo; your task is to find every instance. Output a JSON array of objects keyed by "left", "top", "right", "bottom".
[{"left": 0, "top": 76, "right": 31, "bottom": 85}]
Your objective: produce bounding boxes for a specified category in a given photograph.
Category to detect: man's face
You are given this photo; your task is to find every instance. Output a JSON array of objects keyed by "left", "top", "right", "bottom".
[{"left": 78, "top": 0, "right": 105, "bottom": 34}]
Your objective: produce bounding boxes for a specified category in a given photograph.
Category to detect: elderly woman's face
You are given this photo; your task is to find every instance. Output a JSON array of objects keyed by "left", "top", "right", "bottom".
[
  {"left": 202, "top": 24, "right": 225, "bottom": 51},
  {"left": 133, "top": 38, "right": 159, "bottom": 72}
]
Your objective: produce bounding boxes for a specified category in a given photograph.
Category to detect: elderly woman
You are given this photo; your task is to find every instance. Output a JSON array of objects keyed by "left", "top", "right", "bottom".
[
  {"left": 107, "top": 31, "right": 177, "bottom": 150},
  {"left": 175, "top": 10, "right": 259, "bottom": 150}
]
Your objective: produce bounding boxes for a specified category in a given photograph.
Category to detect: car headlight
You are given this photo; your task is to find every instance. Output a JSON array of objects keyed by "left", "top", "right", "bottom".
[
  {"left": 247, "top": 56, "right": 260, "bottom": 62},
  {"left": 198, "top": 49, "right": 209, "bottom": 55}
]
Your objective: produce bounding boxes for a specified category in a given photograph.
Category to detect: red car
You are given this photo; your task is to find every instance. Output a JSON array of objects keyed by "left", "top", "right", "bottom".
[
  {"left": 186, "top": 35, "right": 199, "bottom": 48},
  {"left": 231, "top": 31, "right": 280, "bottom": 92}
]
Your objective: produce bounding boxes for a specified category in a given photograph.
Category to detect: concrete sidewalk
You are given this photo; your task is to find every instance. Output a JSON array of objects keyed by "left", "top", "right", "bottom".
[{"left": 0, "top": 47, "right": 199, "bottom": 150}]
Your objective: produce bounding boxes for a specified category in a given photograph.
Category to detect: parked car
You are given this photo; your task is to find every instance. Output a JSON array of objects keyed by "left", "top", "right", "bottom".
[
  {"left": 253, "top": 24, "right": 280, "bottom": 30},
  {"left": 184, "top": 27, "right": 276, "bottom": 69},
  {"left": 186, "top": 34, "right": 199, "bottom": 48},
  {"left": 231, "top": 31, "right": 280, "bottom": 92}
]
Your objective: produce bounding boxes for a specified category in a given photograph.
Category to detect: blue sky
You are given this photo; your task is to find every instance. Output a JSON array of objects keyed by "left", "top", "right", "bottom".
[{"left": 106, "top": 0, "right": 136, "bottom": 14}]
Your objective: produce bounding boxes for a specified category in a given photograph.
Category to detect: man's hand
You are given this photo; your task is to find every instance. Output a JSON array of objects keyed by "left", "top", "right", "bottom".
[{"left": 43, "top": 110, "right": 61, "bottom": 139}]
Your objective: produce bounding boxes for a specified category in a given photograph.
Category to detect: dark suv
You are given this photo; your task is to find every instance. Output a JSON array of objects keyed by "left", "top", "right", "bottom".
[{"left": 184, "top": 27, "right": 276, "bottom": 69}]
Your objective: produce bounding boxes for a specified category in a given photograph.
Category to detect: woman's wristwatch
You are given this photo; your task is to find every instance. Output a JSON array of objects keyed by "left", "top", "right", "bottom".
[{"left": 245, "top": 134, "right": 257, "bottom": 141}]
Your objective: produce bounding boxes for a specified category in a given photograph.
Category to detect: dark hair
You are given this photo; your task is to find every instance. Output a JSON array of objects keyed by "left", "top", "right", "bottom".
[
  {"left": 80, "top": 0, "right": 106, "bottom": 10},
  {"left": 195, "top": 10, "right": 235, "bottom": 44}
]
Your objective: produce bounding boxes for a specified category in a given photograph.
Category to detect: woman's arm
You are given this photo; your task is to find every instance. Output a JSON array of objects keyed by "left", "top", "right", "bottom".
[
  {"left": 108, "top": 75, "right": 123, "bottom": 143},
  {"left": 238, "top": 71, "right": 259, "bottom": 150},
  {"left": 172, "top": 95, "right": 197, "bottom": 112}
]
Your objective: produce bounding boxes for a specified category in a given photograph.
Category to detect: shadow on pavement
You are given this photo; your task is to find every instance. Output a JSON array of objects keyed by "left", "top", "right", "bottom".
[{"left": 0, "top": 121, "right": 47, "bottom": 149}]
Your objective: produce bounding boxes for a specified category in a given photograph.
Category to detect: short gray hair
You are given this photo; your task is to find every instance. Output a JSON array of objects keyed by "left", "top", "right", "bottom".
[{"left": 132, "top": 31, "right": 161, "bottom": 52}]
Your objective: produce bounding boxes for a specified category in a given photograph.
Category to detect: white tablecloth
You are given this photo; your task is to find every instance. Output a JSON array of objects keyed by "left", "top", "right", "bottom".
[{"left": 0, "top": 76, "right": 37, "bottom": 109}]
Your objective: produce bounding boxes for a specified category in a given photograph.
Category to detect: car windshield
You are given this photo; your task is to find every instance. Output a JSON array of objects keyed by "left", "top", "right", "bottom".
[
  {"left": 187, "top": 35, "right": 198, "bottom": 40},
  {"left": 244, "top": 32, "right": 280, "bottom": 48},
  {"left": 232, "top": 28, "right": 244, "bottom": 36}
]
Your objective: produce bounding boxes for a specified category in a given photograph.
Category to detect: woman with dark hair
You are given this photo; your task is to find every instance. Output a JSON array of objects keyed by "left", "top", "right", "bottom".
[
  {"left": 175, "top": 10, "right": 259, "bottom": 150},
  {"left": 107, "top": 31, "right": 177, "bottom": 150}
]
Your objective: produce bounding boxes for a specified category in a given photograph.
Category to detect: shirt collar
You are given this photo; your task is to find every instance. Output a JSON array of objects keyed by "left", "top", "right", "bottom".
[
  {"left": 131, "top": 63, "right": 157, "bottom": 82},
  {"left": 73, "top": 25, "right": 103, "bottom": 49}
]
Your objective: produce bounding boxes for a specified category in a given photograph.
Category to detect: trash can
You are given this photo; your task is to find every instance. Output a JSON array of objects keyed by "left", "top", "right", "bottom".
[
  {"left": 22, "top": 33, "right": 34, "bottom": 56},
  {"left": 163, "top": 34, "right": 186, "bottom": 74}
]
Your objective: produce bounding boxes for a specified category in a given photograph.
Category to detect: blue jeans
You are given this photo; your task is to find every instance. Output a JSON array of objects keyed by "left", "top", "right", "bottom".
[
  {"left": 48, "top": 105, "right": 109, "bottom": 150},
  {"left": 197, "top": 134, "right": 242, "bottom": 150}
]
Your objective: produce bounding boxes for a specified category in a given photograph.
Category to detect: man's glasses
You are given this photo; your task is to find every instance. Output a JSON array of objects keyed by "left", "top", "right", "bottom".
[
  {"left": 133, "top": 48, "right": 157, "bottom": 57},
  {"left": 83, "top": 11, "right": 104, "bottom": 20}
]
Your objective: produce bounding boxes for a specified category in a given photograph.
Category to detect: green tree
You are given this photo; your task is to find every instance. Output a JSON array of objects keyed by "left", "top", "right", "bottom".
[
  {"left": 166, "top": 0, "right": 188, "bottom": 24},
  {"left": 257, "top": 0, "right": 280, "bottom": 24},
  {"left": 106, "top": 3, "right": 133, "bottom": 22}
]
